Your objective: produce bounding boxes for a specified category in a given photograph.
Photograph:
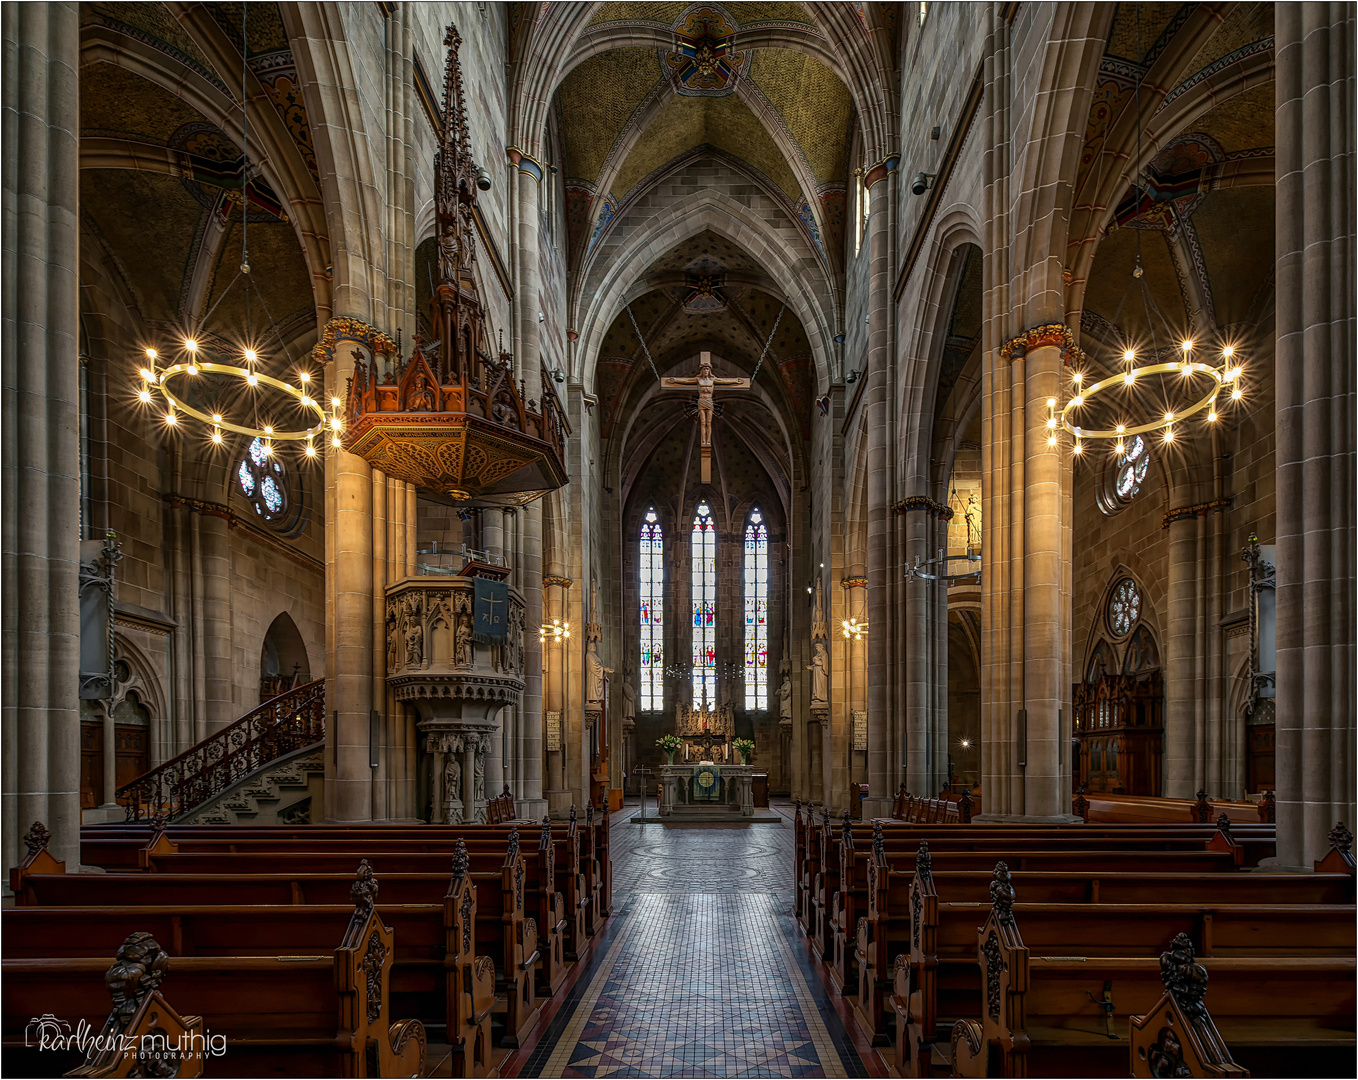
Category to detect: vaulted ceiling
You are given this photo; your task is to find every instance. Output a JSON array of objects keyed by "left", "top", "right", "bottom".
[{"left": 79, "top": 1, "right": 320, "bottom": 369}]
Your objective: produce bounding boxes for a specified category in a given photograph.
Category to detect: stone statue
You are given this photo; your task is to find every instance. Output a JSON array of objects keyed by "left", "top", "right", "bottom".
[
  {"left": 410, "top": 372, "right": 436, "bottom": 411},
  {"left": 454, "top": 611, "right": 473, "bottom": 666},
  {"left": 586, "top": 639, "right": 611, "bottom": 705},
  {"left": 444, "top": 756, "right": 461, "bottom": 821},
  {"left": 810, "top": 640, "right": 829, "bottom": 704},
  {"left": 405, "top": 618, "right": 423, "bottom": 667},
  {"left": 779, "top": 671, "right": 792, "bottom": 722},
  {"left": 621, "top": 666, "right": 637, "bottom": 724},
  {"left": 965, "top": 492, "right": 982, "bottom": 549},
  {"left": 473, "top": 753, "right": 486, "bottom": 821}
]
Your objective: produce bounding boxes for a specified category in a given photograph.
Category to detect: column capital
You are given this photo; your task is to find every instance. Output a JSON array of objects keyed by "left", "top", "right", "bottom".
[
  {"left": 309, "top": 316, "right": 399, "bottom": 366},
  {"left": 506, "top": 146, "right": 544, "bottom": 182},
  {"left": 863, "top": 153, "right": 900, "bottom": 188},
  {"left": 542, "top": 575, "right": 573, "bottom": 590},
  {"left": 1000, "top": 322, "right": 1088, "bottom": 367},
  {"left": 840, "top": 576, "right": 868, "bottom": 589}
]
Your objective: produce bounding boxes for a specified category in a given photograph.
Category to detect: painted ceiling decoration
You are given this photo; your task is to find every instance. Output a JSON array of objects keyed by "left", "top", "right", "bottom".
[{"left": 664, "top": 6, "right": 749, "bottom": 96}]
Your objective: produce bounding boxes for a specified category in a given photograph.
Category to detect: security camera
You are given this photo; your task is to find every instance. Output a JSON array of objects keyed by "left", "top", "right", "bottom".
[
  {"left": 552, "top": 369, "right": 565, "bottom": 383},
  {"left": 911, "top": 172, "right": 936, "bottom": 196},
  {"left": 476, "top": 166, "right": 492, "bottom": 191},
  {"left": 846, "top": 369, "right": 860, "bottom": 384}
]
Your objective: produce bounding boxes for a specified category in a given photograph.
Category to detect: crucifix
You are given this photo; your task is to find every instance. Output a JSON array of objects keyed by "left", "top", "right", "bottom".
[{"left": 661, "top": 351, "right": 749, "bottom": 482}]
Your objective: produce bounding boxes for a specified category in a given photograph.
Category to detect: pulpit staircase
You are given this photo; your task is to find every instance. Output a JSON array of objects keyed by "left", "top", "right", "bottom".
[{"left": 116, "top": 679, "right": 325, "bottom": 823}]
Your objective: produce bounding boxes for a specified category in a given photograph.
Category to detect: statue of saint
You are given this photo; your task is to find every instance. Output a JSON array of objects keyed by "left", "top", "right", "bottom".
[
  {"left": 621, "top": 666, "right": 637, "bottom": 724},
  {"left": 586, "top": 639, "right": 611, "bottom": 704},
  {"left": 779, "top": 671, "right": 793, "bottom": 722},
  {"left": 810, "top": 640, "right": 829, "bottom": 704},
  {"left": 965, "top": 492, "right": 982, "bottom": 550}
]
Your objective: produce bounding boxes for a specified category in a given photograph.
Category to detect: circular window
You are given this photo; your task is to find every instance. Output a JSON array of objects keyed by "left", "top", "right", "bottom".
[
  {"left": 238, "top": 436, "right": 288, "bottom": 521},
  {"left": 1099, "top": 435, "right": 1151, "bottom": 515},
  {"left": 1107, "top": 578, "right": 1141, "bottom": 638}
]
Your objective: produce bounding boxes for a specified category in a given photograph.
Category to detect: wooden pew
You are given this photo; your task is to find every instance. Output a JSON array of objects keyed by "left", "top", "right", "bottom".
[
  {"left": 2, "top": 861, "right": 426, "bottom": 1078},
  {"left": 941, "top": 863, "right": 1357, "bottom": 1078}
]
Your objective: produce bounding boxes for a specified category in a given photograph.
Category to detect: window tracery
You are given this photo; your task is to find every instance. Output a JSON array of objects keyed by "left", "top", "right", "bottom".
[
  {"left": 238, "top": 436, "right": 287, "bottom": 521},
  {"left": 691, "top": 502, "right": 716, "bottom": 709},
  {"left": 743, "top": 508, "right": 768, "bottom": 709},
  {"left": 1107, "top": 577, "right": 1141, "bottom": 638},
  {"left": 639, "top": 509, "right": 664, "bottom": 712}
]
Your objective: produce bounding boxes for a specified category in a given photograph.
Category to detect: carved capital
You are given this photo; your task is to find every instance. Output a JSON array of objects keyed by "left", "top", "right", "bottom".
[{"left": 1000, "top": 322, "right": 1087, "bottom": 367}]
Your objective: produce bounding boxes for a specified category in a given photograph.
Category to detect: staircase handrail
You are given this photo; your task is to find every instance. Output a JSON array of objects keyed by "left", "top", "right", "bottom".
[{"left": 116, "top": 678, "right": 326, "bottom": 823}]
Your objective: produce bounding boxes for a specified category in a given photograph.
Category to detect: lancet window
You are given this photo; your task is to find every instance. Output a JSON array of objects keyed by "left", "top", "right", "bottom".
[
  {"left": 691, "top": 502, "right": 716, "bottom": 709},
  {"left": 639, "top": 509, "right": 664, "bottom": 712},
  {"left": 744, "top": 509, "right": 769, "bottom": 709}
]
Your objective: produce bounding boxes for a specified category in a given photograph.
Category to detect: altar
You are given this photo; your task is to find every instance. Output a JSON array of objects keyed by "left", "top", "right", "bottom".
[{"left": 657, "top": 763, "right": 759, "bottom": 818}]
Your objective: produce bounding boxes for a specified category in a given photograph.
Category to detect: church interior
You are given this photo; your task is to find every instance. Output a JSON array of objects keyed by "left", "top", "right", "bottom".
[{"left": 2, "top": 1, "right": 1355, "bottom": 1077}]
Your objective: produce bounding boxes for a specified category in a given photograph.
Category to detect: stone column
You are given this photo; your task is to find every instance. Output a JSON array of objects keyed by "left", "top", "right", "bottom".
[
  {"left": 982, "top": 328, "right": 1075, "bottom": 820},
  {"left": 1274, "top": 2, "right": 1357, "bottom": 867},
  {"left": 198, "top": 508, "right": 234, "bottom": 731},
  {"left": 1163, "top": 507, "right": 1201, "bottom": 797},
  {"left": 1, "top": 1, "right": 81, "bottom": 872},
  {"left": 901, "top": 508, "right": 931, "bottom": 795},
  {"left": 862, "top": 157, "right": 900, "bottom": 818}
]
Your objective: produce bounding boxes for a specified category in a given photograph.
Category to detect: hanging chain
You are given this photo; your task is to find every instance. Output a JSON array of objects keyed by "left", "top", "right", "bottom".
[
  {"left": 626, "top": 302, "right": 663, "bottom": 382},
  {"left": 240, "top": 3, "right": 250, "bottom": 279},
  {"left": 749, "top": 302, "right": 785, "bottom": 382}
]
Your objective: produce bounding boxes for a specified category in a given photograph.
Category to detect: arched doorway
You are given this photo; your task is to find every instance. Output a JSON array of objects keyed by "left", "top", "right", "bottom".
[{"left": 260, "top": 612, "right": 311, "bottom": 702}]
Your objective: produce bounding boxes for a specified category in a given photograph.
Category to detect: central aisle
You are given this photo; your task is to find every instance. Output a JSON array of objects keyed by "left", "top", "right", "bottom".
[{"left": 515, "top": 808, "right": 864, "bottom": 1078}]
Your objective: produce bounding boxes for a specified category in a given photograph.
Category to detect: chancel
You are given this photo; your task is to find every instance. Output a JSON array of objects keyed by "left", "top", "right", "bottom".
[{"left": 2, "top": 3, "right": 1355, "bottom": 1079}]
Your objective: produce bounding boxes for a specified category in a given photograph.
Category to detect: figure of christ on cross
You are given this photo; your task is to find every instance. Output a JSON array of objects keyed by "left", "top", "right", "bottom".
[{"left": 661, "top": 351, "right": 750, "bottom": 482}]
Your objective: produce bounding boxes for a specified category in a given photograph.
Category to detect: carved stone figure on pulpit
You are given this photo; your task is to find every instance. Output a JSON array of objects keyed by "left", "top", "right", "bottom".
[
  {"left": 810, "top": 640, "right": 829, "bottom": 704},
  {"left": 443, "top": 756, "right": 461, "bottom": 823}
]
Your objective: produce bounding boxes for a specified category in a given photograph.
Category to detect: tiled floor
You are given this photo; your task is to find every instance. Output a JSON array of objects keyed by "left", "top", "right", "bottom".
[{"left": 515, "top": 805, "right": 863, "bottom": 1079}]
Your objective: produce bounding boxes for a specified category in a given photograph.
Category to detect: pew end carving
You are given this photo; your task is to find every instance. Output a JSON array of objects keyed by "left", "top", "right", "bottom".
[
  {"left": 1129, "top": 933, "right": 1248, "bottom": 1078},
  {"left": 65, "top": 932, "right": 205, "bottom": 1079},
  {"left": 337, "top": 861, "right": 428, "bottom": 1078},
  {"left": 445, "top": 843, "right": 495, "bottom": 1076}
]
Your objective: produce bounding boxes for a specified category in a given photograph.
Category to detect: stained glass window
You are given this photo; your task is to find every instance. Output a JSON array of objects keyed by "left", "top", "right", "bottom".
[
  {"left": 1115, "top": 435, "right": 1150, "bottom": 500},
  {"left": 744, "top": 508, "right": 769, "bottom": 709},
  {"left": 1107, "top": 578, "right": 1141, "bottom": 637},
  {"left": 639, "top": 509, "right": 664, "bottom": 712},
  {"left": 238, "top": 436, "right": 287, "bottom": 521},
  {"left": 691, "top": 502, "right": 716, "bottom": 709}
]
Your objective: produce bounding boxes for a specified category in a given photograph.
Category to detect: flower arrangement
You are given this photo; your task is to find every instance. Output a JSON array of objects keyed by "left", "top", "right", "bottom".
[
  {"left": 733, "top": 738, "right": 754, "bottom": 764},
  {"left": 656, "top": 733, "right": 683, "bottom": 762}
]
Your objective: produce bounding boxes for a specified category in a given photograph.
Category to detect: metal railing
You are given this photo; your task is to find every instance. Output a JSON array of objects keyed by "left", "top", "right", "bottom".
[
  {"left": 415, "top": 542, "right": 506, "bottom": 575},
  {"left": 116, "top": 679, "right": 325, "bottom": 823}
]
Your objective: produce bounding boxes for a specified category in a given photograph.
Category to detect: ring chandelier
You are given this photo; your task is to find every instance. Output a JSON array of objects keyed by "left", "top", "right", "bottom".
[
  {"left": 1045, "top": 339, "right": 1245, "bottom": 457},
  {"left": 135, "top": 341, "right": 346, "bottom": 458},
  {"left": 131, "top": 2, "right": 345, "bottom": 460}
]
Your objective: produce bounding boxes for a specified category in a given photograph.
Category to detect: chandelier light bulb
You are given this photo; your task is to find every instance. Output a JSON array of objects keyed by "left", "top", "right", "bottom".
[
  {"left": 1116, "top": 423, "right": 1126, "bottom": 434},
  {"left": 1072, "top": 371, "right": 1083, "bottom": 384},
  {"left": 145, "top": 348, "right": 157, "bottom": 360},
  {"left": 243, "top": 349, "right": 257, "bottom": 363},
  {"left": 331, "top": 417, "right": 342, "bottom": 430},
  {"left": 138, "top": 388, "right": 152, "bottom": 403},
  {"left": 1163, "top": 427, "right": 1174, "bottom": 442},
  {"left": 1164, "top": 411, "right": 1174, "bottom": 423},
  {"left": 185, "top": 339, "right": 198, "bottom": 352},
  {"left": 1181, "top": 339, "right": 1193, "bottom": 352},
  {"left": 187, "top": 364, "right": 199, "bottom": 375},
  {"left": 1122, "top": 349, "right": 1135, "bottom": 363},
  {"left": 306, "top": 441, "right": 317, "bottom": 457},
  {"left": 1222, "top": 345, "right": 1234, "bottom": 358},
  {"left": 1231, "top": 387, "right": 1243, "bottom": 401},
  {"left": 212, "top": 413, "right": 223, "bottom": 423},
  {"left": 331, "top": 396, "right": 342, "bottom": 408},
  {"left": 299, "top": 371, "right": 311, "bottom": 383},
  {"left": 264, "top": 425, "right": 273, "bottom": 435},
  {"left": 140, "top": 367, "right": 154, "bottom": 381},
  {"left": 1208, "top": 411, "right": 1218, "bottom": 422},
  {"left": 1046, "top": 416, "right": 1057, "bottom": 429},
  {"left": 1047, "top": 435, "right": 1057, "bottom": 447},
  {"left": 211, "top": 429, "right": 223, "bottom": 444},
  {"left": 1124, "top": 370, "right": 1135, "bottom": 386},
  {"left": 165, "top": 410, "right": 177, "bottom": 425},
  {"left": 301, "top": 396, "right": 313, "bottom": 408},
  {"left": 246, "top": 372, "right": 259, "bottom": 387},
  {"left": 1047, "top": 398, "right": 1056, "bottom": 408},
  {"left": 1073, "top": 440, "right": 1083, "bottom": 454},
  {"left": 1115, "top": 440, "right": 1125, "bottom": 456},
  {"left": 332, "top": 435, "right": 342, "bottom": 447},
  {"left": 1072, "top": 395, "right": 1083, "bottom": 407}
]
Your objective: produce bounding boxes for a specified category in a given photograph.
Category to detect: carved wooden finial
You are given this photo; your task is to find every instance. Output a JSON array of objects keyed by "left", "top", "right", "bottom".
[
  {"left": 821, "top": 804, "right": 830, "bottom": 828},
  {"left": 1073, "top": 786, "right": 1090, "bottom": 823},
  {"left": 586, "top": 802, "right": 594, "bottom": 825},
  {"left": 150, "top": 809, "right": 169, "bottom": 834},
  {"left": 873, "top": 821, "right": 885, "bottom": 861},
  {"left": 451, "top": 839, "right": 469, "bottom": 880},
  {"left": 1329, "top": 821, "right": 1353, "bottom": 856},
  {"left": 989, "top": 861, "right": 1015, "bottom": 924},
  {"left": 503, "top": 783, "right": 512, "bottom": 797},
  {"left": 351, "top": 859, "right": 379, "bottom": 916},
  {"left": 1192, "top": 789, "right": 1213, "bottom": 823},
  {"left": 540, "top": 814, "right": 552, "bottom": 848},
  {"left": 916, "top": 839, "right": 932, "bottom": 880},
  {"left": 841, "top": 807, "right": 852, "bottom": 842},
  {"left": 1258, "top": 788, "right": 1276, "bottom": 823},
  {"left": 957, "top": 786, "right": 974, "bottom": 823},
  {"left": 794, "top": 798, "right": 802, "bottom": 815},
  {"left": 23, "top": 821, "right": 51, "bottom": 858},
  {"left": 105, "top": 931, "right": 170, "bottom": 1022},
  {"left": 1215, "top": 812, "right": 1234, "bottom": 844},
  {"left": 506, "top": 827, "right": 520, "bottom": 863},
  {"left": 1160, "top": 932, "right": 1209, "bottom": 1020},
  {"left": 569, "top": 804, "right": 577, "bottom": 824}
]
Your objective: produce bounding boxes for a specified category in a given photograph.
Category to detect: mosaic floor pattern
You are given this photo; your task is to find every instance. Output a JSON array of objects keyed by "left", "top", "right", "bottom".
[{"left": 522, "top": 809, "right": 856, "bottom": 1079}]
